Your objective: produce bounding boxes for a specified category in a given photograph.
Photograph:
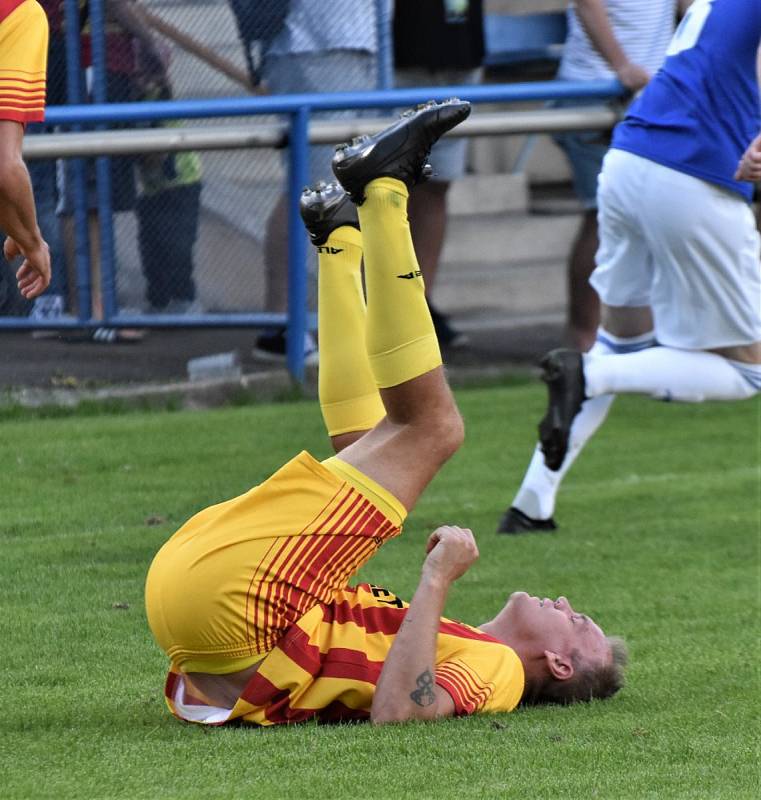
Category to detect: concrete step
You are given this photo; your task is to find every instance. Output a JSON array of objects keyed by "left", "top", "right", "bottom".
[
  {"left": 441, "top": 210, "right": 578, "bottom": 265},
  {"left": 448, "top": 171, "right": 528, "bottom": 216},
  {"left": 434, "top": 257, "right": 566, "bottom": 318},
  {"left": 470, "top": 133, "right": 572, "bottom": 184},
  {"left": 433, "top": 208, "right": 580, "bottom": 319}
]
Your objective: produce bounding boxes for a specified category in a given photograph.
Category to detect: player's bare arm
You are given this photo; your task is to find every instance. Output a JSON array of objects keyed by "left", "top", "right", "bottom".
[
  {"left": 371, "top": 526, "right": 478, "bottom": 724},
  {"left": 574, "top": 0, "right": 651, "bottom": 91},
  {"left": 0, "top": 120, "right": 50, "bottom": 299},
  {"left": 677, "top": 0, "right": 695, "bottom": 16}
]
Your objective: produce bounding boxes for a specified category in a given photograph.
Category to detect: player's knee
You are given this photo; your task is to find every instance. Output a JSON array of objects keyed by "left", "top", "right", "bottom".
[{"left": 429, "top": 406, "right": 465, "bottom": 458}]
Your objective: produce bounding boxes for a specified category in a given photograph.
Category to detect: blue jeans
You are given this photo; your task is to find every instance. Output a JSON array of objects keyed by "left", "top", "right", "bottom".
[{"left": 26, "top": 127, "right": 67, "bottom": 299}]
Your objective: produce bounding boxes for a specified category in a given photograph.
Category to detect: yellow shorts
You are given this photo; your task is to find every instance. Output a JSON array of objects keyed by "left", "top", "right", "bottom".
[
  {"left": 145, "top": 452, "right": 406, "bottom": 674},
  {"left": 0, "top": 1, "right": 48, "bottom": 124}
]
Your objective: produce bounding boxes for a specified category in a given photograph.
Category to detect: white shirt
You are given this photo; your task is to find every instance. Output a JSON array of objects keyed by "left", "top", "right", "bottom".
[
  {"left": 558, "top": 0, "right": 678, "bottom": 81},
  {"left": 268, "top": 0, "right": 379, "bottom": 56}
]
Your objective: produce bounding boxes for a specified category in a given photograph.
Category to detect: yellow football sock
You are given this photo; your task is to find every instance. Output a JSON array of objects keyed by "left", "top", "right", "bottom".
[
  {"left": 357, "top": 177, "right": 442, "bottom": 389},
  {"left": 318, "top": 226, "right": 386, "bottom": 436}
]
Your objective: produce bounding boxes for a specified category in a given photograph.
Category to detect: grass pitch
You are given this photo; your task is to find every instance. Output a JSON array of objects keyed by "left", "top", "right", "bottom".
[{"left": 2, "top": 385, "right": 758, "bottom": 799}]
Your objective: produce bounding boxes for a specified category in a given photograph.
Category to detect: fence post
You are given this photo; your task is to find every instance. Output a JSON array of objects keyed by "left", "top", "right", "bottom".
[
  {"left": 286, "top": 107, "right": 310, "bottom": 383},
  {"left": 64, "top": 0, "right": 92, "bottom": 321},
  {"left": 88, "top": 0, "right": 118, "bottom": 320},
  {"left": 376, "top": 0, "right": 393, "bottom": 90}
]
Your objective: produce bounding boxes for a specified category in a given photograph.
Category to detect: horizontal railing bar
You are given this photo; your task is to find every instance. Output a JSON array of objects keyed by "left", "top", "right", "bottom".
[
  {"left": 24, "top": 108, "right": 619, "bottom": 159},
  {"left": 24, "top": 123, "right": 287, "bottom": 158},
  {"left": 311, "top": 107, "right": 619, "bottom": 141},
  {"left": 42, "top": 80, "right": 625, "bottom": 126},
  {"left": 0, "top": 313, "right": 324, "bottom": 330},
  {"left": 0, "top": 313, "right": 293, "bottom": 330}
]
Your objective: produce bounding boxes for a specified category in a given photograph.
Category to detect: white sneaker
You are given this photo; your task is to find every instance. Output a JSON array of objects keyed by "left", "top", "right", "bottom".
[{"left": 29, "top": 294, "right": 65, "bottom": 320}]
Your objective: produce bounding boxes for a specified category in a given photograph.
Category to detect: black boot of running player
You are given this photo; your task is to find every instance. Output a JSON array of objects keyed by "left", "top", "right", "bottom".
[{"left": 538, "top": 348, "right": 586, "bottom": 471}]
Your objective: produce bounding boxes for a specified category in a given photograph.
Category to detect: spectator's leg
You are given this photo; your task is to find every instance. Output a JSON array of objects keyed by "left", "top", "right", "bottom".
[
  {"left": 256, "top": 51, "right": 376, "bottom": 356},
  {"left": 137, "top": 194, "right": 170, "bottom": 310},
  {"left": 263, "top": 193, "right": 289, "bottom": 313},
  {"left": 554, "top": 127, "right": 609, "bottom": 352},
  {"left": 408, "top": 180, "right": 449, "bottom": 293},
  {"left": 567, "top": 209, "right": 600, "bottom": 351},
  {"left": 28, "top": 153, "right": 66, "bottom": 315},
  {"left": 167, "top": 183, "right": 201, "bottom": 303}
]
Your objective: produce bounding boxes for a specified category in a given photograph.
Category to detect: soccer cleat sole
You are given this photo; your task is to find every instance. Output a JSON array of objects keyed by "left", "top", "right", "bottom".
[{"left": 299, "top": 181, "right": 359, "bottom": 246}]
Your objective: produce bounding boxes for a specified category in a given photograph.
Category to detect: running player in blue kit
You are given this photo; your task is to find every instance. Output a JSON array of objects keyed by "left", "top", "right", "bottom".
[{"left": 499, "top": 0, "right": 761, "bottom": 533}]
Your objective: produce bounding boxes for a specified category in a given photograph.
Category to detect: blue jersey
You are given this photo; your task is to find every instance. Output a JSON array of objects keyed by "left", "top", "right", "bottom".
[{"left": 612, "top": 0, "right": 761, "bottom": 202}]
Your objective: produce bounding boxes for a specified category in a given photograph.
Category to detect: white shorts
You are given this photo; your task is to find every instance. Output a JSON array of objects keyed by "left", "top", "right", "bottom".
[{"left": 591, "top": 149, "right": 761, "bottom": 350}]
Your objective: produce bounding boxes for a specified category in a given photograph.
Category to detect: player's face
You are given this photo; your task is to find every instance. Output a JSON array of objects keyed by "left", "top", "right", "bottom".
[{"left": 503, "top": 592, "right": 610, "bottom": 665}]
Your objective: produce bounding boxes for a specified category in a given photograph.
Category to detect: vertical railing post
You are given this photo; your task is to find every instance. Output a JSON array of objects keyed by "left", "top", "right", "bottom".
[
  {"left": 376, "top": 0, "right": 393, "bottom": 90},
  {"left": 89, "top": 0, "right": 118, "bottom": 320},
  {"left": 285, "top": 107, "right": 310, "bottom": 383},
  {"left": 64, "top": 0, "right": 92, "bottom": 321}
]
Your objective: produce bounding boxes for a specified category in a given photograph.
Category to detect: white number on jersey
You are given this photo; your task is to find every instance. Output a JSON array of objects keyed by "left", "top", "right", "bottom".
[{"left": 666, "top": 0, "right": 716, "bottom": 56}]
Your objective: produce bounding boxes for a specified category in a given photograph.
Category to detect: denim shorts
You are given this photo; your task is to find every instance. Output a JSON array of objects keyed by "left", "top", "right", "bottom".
[
  {"left": 552, "top": 98, "right": 615, "bottom": 210},
  {"left": 263, "top": 50, "right": 377, "bottom": 183},
  {"left": 395, "top": 67, "right": 481, "bottom": 182}
]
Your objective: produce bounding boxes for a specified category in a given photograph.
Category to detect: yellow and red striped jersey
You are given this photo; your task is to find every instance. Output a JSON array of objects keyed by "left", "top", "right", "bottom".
[
  {"left": 0, "top": 0, "right": 48, "bottom": 124},
  {"left": 0, "top": 0, "right": 26, "bottom": 22},
  {"left": 165, "top": 583, "right": 525, "bottom": 726}
]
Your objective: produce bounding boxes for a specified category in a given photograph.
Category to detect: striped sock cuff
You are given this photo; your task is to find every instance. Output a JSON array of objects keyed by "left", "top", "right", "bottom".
[
  {"left": 727, "top": 360, "right": 761, "bottom": 391},
  {"left": 595, "top": 328, "right": 657, "bottom": 355}
]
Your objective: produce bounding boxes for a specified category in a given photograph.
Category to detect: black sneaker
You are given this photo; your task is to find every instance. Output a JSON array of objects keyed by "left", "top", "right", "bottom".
[
  {"left": 331, "top": 98, "right": 471, "bottom": 204},
  {"left": 299, "top": 181, "right": 359, "bottom": 246},
  {"left": 427, "top": 299, "right": 467, "bottom": 348},
  {"left": 537, "top": 348, "right": 586, "bottom": 471},
  {"left": 252, "top": 328, "right": 319, "bottom": 366},
  {"left": 496, "top": 506, "right": 557, "bottom": 535}
]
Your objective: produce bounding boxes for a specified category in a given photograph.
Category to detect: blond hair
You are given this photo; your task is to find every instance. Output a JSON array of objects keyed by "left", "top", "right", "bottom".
[{"left": 523, "top": 636, "right": 628, "bottom": 706}]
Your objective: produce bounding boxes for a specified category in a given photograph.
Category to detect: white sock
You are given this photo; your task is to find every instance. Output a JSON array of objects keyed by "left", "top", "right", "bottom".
[
  {"left": 585, "top": 346, "right": 759, "bottom": 401},
  {"left": 510, "top": 330, "right": 654, "bottom": 520}
]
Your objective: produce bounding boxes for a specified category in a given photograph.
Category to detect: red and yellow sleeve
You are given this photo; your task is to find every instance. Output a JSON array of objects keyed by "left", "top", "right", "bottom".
[
  {"left": 0, "top": 0, "right": 49, "bottom": 124},
  {"left": 434, "top": 628, "right": 525, "bottom": 716}
]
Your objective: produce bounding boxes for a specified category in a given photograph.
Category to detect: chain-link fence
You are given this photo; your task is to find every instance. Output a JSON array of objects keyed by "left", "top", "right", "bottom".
[{"left": 5, "top": 0, "right": 388, "bottom": 325}]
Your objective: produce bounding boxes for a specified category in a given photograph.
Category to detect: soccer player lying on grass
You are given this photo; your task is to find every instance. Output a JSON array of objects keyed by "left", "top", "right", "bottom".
[{"left": 145, "top": 100, "right": 627, "bottom": 727}]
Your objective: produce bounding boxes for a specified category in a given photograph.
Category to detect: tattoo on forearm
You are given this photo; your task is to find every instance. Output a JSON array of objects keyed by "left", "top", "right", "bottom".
[{"left": 410, "top": 669, "right": 436, "bottom": 707}]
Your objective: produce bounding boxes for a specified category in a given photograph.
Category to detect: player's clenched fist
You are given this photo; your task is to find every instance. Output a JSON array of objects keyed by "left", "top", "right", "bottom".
[{"left": 422, "top": 525, "right": 479, "bottom": 584}]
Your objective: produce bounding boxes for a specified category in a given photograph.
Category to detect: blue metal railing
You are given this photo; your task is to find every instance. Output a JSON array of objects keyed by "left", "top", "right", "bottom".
[
  {"left": 63, "top": 0, "right": 92, "bottom": 324},
  {"left": 43, "top": 82, "right": 624, "bottom": 125},
  {"left": 6, "top": 79, "right": 625, "bottom": 380},
  {"left": 375, "top": 0, "right": 393, "bottom": 90},
  {"left": 89, "top": 0, "right": 118, "bottom": 322}
]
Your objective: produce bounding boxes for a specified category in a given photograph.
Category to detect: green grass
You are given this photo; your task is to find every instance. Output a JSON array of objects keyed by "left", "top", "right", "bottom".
[{"left": 2, "top": 386, "right": 759, "bottom": 799}]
